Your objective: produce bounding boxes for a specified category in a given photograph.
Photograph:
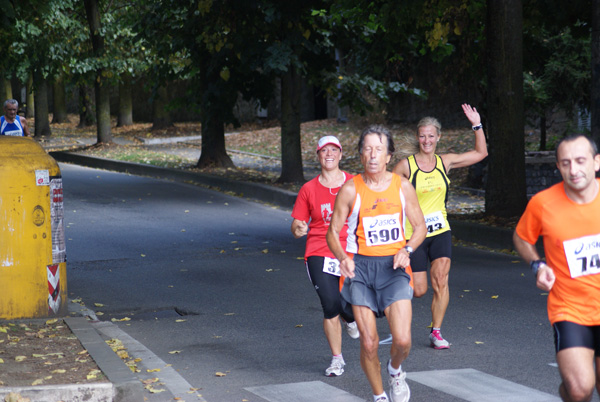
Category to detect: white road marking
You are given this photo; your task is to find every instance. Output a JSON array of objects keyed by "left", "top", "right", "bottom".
[
  {"left": 245, "top": 381, "right": 364, "bottom": 402},
  {"left": 408, "top": 368, "right": 560, "bottom": 402}
]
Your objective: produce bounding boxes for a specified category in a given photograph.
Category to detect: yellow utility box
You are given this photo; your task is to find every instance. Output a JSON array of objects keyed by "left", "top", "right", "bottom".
[{"left": 0, "top": 136, "right": 67, "bottom": 318}]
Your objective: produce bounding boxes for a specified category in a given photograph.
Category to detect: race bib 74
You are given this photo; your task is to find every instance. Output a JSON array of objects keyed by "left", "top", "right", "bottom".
[{"left": 563, "top": 233, "right": 600, "bottom": 278}]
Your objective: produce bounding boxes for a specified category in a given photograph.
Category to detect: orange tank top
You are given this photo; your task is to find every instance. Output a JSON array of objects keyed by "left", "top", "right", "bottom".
[{"left": 346, "top": 173, "right": 407, "bottom": 256}]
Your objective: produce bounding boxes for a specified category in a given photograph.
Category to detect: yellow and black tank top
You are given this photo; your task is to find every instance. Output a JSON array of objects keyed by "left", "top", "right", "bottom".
[{"left": 405, "top": 154, "right": 450, "bottom": 238}]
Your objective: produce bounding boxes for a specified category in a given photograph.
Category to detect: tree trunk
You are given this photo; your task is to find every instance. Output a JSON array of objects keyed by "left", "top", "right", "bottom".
[
  {"left": 539, "top": 113, "right": 546, "bottom": 151},
  {"left": 78, "top": 84, "right": 96, "bottom": 127},
  {"left": 33, "top": 69, "right": 51, "bottom": 137},
  {"left": 0, "top": 77, "right": 12, "bottom": 100},
  {"left": 196, "top": 113, "right": 234, "bottom": 168},
  {"left": 117, "top": 72, "right": 133, "bottom": 127},
  {"left": 26, "top": 74, "right": 34, "bottom": 118},
  {"left": 592, "top": 0, "right": 600, "bottom": 146},
  {"left": 151, "top": 85, "right": 173, "bottom": 130},
  {"left": 51, "top": 74, "right": 69, "bottom": 123},
  {"left": 277, "top": 69, "right": 305, "bottom": 183},
  {"left": 485, "top": 0, "right": 527, "bottom": 217},
  {"left": 84, "top": 0, "right": 112, "bottom": 144}
]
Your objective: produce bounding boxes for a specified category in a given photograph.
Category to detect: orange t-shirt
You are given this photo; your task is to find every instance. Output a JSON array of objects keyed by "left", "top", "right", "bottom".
[
  {"left": 516, "top": 179, "right": 600, "bottom": 326},
  {"left": 346, "top": 173, "right": 408, "bottom": 257}
]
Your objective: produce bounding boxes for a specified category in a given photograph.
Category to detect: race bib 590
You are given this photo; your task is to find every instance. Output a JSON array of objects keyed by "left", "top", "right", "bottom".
[{"left": 363, "top": 213, "right": 403, "bottom": 247}]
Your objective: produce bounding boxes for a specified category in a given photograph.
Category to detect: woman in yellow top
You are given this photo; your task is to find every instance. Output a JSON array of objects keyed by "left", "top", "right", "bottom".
[{"left": 393, "top": 104, "right": 488, "bottom": 349}]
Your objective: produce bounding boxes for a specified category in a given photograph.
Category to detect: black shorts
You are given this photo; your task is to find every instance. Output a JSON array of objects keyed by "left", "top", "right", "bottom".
[
  {"left": 553, "top": 321, "right": 600, "bottom": 356},
  {"left": 306, "top": 256, "right": 354, "bottom": 322},
  {"left": 410, "top": 231, "right": 452, "bottom": 273}
]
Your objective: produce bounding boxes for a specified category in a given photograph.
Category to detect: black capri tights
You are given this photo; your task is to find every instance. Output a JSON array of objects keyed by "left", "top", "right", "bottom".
[{"left": 306, "top": 256, "right": 354, "bottom": 322}]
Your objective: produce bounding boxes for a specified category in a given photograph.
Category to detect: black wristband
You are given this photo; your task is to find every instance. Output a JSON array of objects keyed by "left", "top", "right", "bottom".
[{"left": 530, "top": 259, "right": 545, "bottom": 275}]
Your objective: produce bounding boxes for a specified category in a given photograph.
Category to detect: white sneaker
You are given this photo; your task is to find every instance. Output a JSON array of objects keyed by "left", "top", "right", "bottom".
[
  {"left": 344, "top": 321, "right": 360, "bottom": 339},
  {"left": 388, "top": 363, "right": 410, "bottom": 402},
  {"left": 325, "top": 356, "right": 345, "bottom": 377},
  {"left": 429, "top": 329, "right": 450, "bottom": 349}
]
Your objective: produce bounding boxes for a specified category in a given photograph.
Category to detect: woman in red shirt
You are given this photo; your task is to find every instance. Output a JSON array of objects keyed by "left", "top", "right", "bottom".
[{"left": 291, "top": 135, "right": 358, "bottom": 377}]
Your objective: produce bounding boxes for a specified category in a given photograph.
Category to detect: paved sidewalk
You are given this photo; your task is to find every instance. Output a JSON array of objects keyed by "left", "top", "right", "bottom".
[{"left": 0, "top": 135, "right": 514, "bottom": 401}]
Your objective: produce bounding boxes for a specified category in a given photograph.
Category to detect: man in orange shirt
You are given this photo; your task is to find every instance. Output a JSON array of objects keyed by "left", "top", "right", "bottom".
[
  {"left": 514, "top": 134, "right": 600, "bottom": 402},
  {"left": 327, "top": 125, "right": 426, "bottom": 402}
]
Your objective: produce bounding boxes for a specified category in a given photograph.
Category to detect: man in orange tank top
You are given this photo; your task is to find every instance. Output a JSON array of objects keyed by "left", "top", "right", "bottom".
[
  {"left": 514, "top": 134, "right": 600, "bottom": 402},
  {"left": 327, "top": 125, "right": 426, "bottom": 402}
]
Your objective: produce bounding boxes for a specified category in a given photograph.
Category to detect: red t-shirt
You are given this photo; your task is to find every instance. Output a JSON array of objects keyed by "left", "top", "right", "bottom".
[{"left": 292, "top": 172, "right": 353, "bottom": 259}]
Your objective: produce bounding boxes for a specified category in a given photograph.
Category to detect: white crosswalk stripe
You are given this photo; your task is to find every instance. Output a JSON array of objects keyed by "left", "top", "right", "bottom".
[
  {"left": 245, "top": 369, "right": 561, "bottom": 402},
  {"left": 246, "top": 381, "right": 364, "bottom": 402},
  {"left": 408, "top": 368, "right": 560, "bottom": 402}
]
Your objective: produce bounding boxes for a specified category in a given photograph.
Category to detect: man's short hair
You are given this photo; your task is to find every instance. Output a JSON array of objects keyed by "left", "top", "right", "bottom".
[
  {"left": 555, "top": 134, "right": 599, "bottom": 160},
  {"left": 4, "top": 99, "right": 18, "bottom": 109},
  {"left": 417, "top": 116, "right": 441, "bottom": 135},
  {"left": 359, "top": 125, "right": 395, "bottom": 155}
]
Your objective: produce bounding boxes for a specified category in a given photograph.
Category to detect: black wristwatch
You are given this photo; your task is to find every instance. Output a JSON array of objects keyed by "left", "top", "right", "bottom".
[
  {"left": 530, "top": 259, "right": 546, "bottom": 275},
  {"left": 404, "top": 246, "right": 413, "bottom": 257}
]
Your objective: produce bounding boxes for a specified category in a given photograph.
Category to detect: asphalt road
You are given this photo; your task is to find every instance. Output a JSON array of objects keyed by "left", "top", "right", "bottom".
[{"left": 60, "top": 162, "right": 598, "bottom": 402}]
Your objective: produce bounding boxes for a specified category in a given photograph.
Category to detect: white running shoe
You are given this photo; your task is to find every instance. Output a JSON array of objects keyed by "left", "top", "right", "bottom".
[
  {"left": 389, "top": 371, "right": 410, "bottom": 402},
  {"left": 429, "top": 329, "right": 450, "bottom": 349},
  {"left": 344, "top": 321, "right": 360, "bottom": 339},
  {"left": 375, "top": 396, "right": 389, "bottom": 402},
  {"left": 324, "top": 356, "right": 345, "bottom": 377},
  {"left": 388, "top": 362, "right": 410, "bottom": 402}
]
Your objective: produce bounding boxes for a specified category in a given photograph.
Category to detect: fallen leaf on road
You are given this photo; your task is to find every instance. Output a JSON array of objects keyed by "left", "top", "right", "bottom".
[
  {"left": 175, "top": 319, "right": 186, "bottom": 323},
  {"left": 45, "top": 319, "right": 58, "bottom": 325},
  {"left": 15, "top": 356, "right": 26, "bottom": 362},
  {"left": 94, "top": 303, "right": 104, "bottom": 307},
  {"left": 111, "top": 317, "right": 131, "bottom": 322},
  {"left": 295, "top": 324, "right": 303, "bottom": 328},
  {"left": 147, "top": 368, "right": 161, "bottom": 373},
  {"left": 32, "top": 378, "right": 44, "bottom": 385},
  {"left": 51, "top": 369, "right": 66, "bottom": 374},
  {"left": 491, "top": 295, "right": 499, "bottom": 299},
  {"left": 224, "top": 313, "right": 235, "bottom": 316},
  {"left": 141, "top": 254, "right": 146, "bottom": 257},
  {"left": 169, "top": 350, "right": 182, "bottom": 354},
  {"left": 475, "top": 341, "right": 484, "bottom": 344},
  {"left": 148, "top": 386, "right": 166, "bottom": 393},
  {"left": 142, "top": 378, "right": 159, "bottom": 385},
  {"left": 262, "top": 249, "right": 269, "bottom": 253},
  {"left": 215, "top": 372, "right": 227, "bottom": 377}
]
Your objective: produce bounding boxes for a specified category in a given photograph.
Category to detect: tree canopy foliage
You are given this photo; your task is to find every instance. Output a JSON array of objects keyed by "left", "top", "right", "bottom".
[{"left": 0, "top": 0, "right": 595, "bottom": 215}]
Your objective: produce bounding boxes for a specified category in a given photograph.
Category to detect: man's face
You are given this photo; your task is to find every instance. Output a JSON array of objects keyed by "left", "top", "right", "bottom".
[
  {"left": 360, "top": 133, "right": 391, "bottom": 174},
  {"left": 556, "top": 137, "right": 600, "bottom": 193},
  {"left": 4, "top": 104, "right": 17, "bottom": 120}
]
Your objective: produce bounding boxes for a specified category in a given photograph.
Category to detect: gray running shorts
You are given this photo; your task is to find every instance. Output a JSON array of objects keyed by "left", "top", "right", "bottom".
[{"left": 341, "top": 254, "right": 413, "bottom": 317}]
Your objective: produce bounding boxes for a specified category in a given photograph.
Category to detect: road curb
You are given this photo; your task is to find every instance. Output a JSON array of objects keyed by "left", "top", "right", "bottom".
[
  {"left": 65, "top": 317, "right": 145, "bottom": 402},
  {"left": 50, "top": 151, "right": 298, "bottom": 209}
]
